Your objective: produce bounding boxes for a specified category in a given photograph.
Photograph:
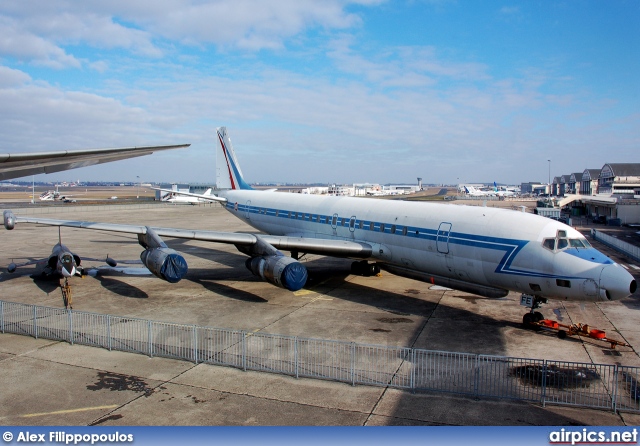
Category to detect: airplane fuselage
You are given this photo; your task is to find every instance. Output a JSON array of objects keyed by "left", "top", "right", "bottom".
[{"left": 218, "top": 189, "right": 635, "bottom": 302}]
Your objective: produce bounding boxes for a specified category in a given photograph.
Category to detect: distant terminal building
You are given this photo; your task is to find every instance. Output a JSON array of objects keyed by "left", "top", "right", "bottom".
[
  {"left": 597, "top": 163, "right": 640, "bottom": 196},
  {"left": 581, "top": 169, "right": 600, "bottom": 196},
  {"left": 520, "top": 182, "right": 548, "bottom": 196},
  {"left": 553, "top": 163, "right": 640, "bottom": 224}
]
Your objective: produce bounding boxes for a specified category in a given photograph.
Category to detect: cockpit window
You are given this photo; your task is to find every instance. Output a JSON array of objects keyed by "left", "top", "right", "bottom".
[
  {"left": 543, "top": 235, "right": 591, "bottom": 252},
  {"left": 543, "top": 239, "right": 556, "bottom": 251},
  {"left": 570, "top": 239, "right": 586, "bottom": 248},
  {"left": 557, "top": 230, "right": 567, "bottom": 238}
]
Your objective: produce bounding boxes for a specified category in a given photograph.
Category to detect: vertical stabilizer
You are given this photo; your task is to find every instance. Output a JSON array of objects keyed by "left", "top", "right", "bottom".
[{"left": 216, "top": 127, "right": 253, "bottom": 190}]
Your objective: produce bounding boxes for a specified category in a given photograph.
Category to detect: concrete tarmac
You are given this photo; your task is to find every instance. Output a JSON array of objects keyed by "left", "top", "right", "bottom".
[{"left": 0, "top": 203, "right": 639, "bottom": 426}]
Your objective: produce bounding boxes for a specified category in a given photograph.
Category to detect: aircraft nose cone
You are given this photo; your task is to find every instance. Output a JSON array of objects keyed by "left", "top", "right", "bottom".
[
  {"left": 60, "top": 264, "right": 75, "bottom": 277},
  {"left": 599, "top": 264, "right": 636, "bottom": 301}
]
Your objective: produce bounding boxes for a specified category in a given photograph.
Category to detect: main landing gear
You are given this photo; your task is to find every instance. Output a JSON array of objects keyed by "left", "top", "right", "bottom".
[
  {"left": 351, "top": 260, "right": 381, "bottom": 277},
  {"left": 520, "top": 293, "right": 548, "bottom": 328}
]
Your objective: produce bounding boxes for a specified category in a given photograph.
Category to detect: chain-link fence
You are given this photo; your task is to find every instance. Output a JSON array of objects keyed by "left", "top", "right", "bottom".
[{"left": 1, "top": 299, "right": 638, "bottom": 413}]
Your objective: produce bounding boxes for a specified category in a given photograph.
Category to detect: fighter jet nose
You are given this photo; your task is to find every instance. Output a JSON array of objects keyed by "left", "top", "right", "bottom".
[
  {"left": 61, "top": 265, "right": 75, "bottom": 278},
  {"left": 599, "top": 264, "right": 636, "bottom": 301}
]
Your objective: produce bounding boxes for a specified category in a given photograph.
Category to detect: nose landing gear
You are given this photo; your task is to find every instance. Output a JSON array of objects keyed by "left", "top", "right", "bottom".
[{"left": 520, "top": 294, "right": 548, "bottom": 328}]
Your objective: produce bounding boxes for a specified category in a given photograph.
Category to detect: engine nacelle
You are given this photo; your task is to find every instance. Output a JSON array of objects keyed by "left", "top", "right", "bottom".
[
  {"left": 3, "top": 210, "right": 15, "bottom": 230},
  {"left": 245, "top": 255, "right": 308, "bottom": 291},
  {"left": 140, "top": 247, "right": 188, "bottom": 283}
]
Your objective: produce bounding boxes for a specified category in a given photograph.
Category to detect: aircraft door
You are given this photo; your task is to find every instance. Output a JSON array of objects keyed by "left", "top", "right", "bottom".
[
  {"left": 245, "top": 200, "right": 251, "bottom": 220},
  {"left": 437, "top": 222, "right": 452, "bottom": 254},
  {"left": 330, "top": 213, "right": 339, "bottom": 236}
]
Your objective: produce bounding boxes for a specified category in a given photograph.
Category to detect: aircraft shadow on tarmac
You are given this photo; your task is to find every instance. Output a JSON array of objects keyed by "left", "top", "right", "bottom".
[
  {"left": 188, "top": 276, "right": 268, "bottom": 303},
  {"left": 90, "top": 273, "right": 149, "bottom": 299},
  {"left": 176, "top": 251, "right": 514, "bottom": 357}
]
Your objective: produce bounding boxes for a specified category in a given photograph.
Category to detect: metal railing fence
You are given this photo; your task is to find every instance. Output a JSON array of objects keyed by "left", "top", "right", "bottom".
[
  {"left": 1, "top": 299, "right": 638, "bottom": 413},
  {"left": 592, "top": 229, "right": 640, "bottom": 263}
]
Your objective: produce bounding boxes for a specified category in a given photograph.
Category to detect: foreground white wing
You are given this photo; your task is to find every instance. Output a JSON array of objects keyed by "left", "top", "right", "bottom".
[{"left": 0, "top": 144, "right": 190, "bottom": 181}]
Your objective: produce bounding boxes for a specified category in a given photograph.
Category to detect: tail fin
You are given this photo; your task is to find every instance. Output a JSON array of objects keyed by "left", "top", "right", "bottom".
[{"left": 216, "top": 127, "right": 253, "bottom": 190}]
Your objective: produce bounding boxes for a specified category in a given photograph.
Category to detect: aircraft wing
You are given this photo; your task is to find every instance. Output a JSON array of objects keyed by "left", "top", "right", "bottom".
[
  {"left": 6, "top": 215, "right": 373, "bottom": 258},
  {"left": 0, "top": 144, "right": 190, "bottom": 181}
]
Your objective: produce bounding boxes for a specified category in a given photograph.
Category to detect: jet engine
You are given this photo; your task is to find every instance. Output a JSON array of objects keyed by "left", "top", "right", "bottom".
[
  {"left": 245, "top": 255, "right": 308, "bottom": 291},
  {"left": 138, "top": 227, "right": 188, "bottom": 283},
  {"left": 237, "top": 235, "right": 308, "bottom": 291},
  {"left": 140, "top": 247, "right": 188, "bottom": 283}
]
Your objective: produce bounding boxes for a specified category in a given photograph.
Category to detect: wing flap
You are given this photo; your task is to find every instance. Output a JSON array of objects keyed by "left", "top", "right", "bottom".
[{"left": 262, "top": 236, "right": 372, "bottom": 258}]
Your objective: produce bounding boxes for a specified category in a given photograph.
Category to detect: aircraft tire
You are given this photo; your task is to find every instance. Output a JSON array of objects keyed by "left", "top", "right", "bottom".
[
  {"left": 368, "top": 264, "right": 381, "bottom": 276},
  {"left": 522, "top": 313, "right": 536, "bottom": 328},
  {"left": 534, "top": 311, "right": 544, "bottom": 322},
  {"left": 351, "top": 261, "right": 366, "bottom": 275}
]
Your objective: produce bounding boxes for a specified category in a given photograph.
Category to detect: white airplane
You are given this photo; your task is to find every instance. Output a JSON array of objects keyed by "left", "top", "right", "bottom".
[
  {"left": 156, "top": 187, "right": 215, "bottom": 204},
  {"left": 38, "top": 185, "right": 80, "bottom": 201},
  {"left": 463, "top": 185, "right": 494, "bottom": 197},
  {"left": 3, "top": 127, "right": 636, "bottom": 326},
  {"left": 39, "top": 190, "right": 60, "bottom": 201},
  {"left": 493, "top": 182, "right": 516, "bottom": 197}
]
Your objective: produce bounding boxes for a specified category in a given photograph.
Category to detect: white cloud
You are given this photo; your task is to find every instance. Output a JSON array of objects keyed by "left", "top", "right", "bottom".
[
  {"left": 0, "top": 0, "right": 375, "bottom": 65},
  {"left": 0, "top": 16, "right": 81, "bottom": 68},
  {"left": 0, "top": 2, "right": 636, "bottom": 184},
  {"left": 327, "top": 40, "right": 490, "bottom": 88},
  {"left": 0, "top": 65, "right": 31, "bottom": 88}
]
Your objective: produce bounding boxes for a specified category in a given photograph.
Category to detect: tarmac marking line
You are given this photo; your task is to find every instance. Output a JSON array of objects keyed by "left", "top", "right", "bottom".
[
  {"left": 294, "top": 277, "right": 336, "bottom": 296},
  {"left": 20, "top": 404, "right": 120, "bottom": 418},
  {"left": 301, "top": 296, "right": 333, "bottom": 304}
]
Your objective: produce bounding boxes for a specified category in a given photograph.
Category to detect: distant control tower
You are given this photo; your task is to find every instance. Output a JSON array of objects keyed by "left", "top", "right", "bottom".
[{"left": 417, "top": 177, "right": 423, "bottom": 190}]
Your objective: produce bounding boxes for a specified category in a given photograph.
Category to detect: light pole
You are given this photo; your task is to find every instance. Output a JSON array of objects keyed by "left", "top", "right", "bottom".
[
  {"left": 547, "top": 159, "right": 551, "bottom": 196},
  {"left": 136, "top": 176, "right": 140, "bottom": 199}
]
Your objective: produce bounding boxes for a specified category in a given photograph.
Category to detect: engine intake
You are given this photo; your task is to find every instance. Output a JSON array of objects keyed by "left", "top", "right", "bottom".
[
  {"left": 3, "top": 210, "right": 15, "bottom": 230},
  {"left": 246, "top": 255, "right": 308, "bottom": 291},
  {"left": 140, "top": 247, "right": 188, "bottom": 283}
]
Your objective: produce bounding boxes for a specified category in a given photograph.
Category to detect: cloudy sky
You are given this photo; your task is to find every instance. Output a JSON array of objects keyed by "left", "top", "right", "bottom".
[{"left": 1, "top": 1, "right": 638, "bottom": 185}]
